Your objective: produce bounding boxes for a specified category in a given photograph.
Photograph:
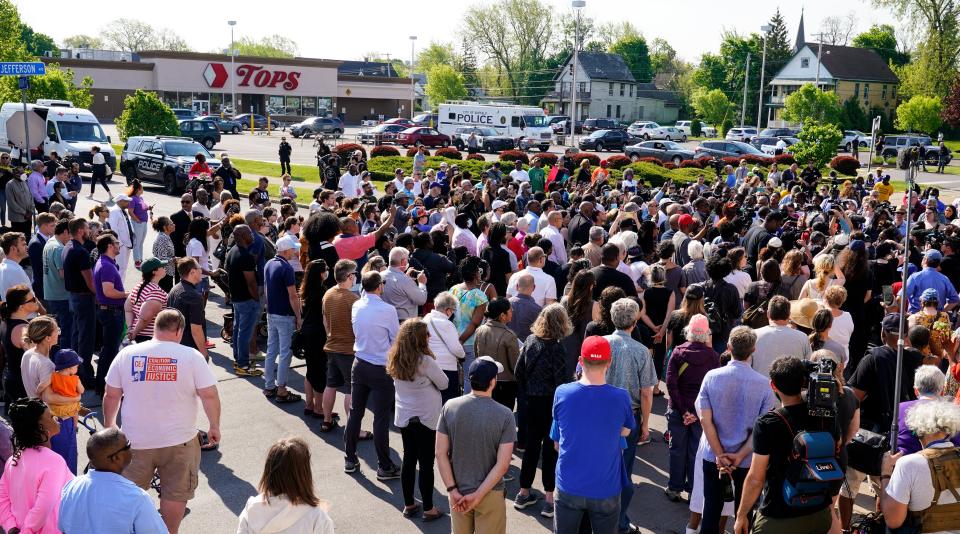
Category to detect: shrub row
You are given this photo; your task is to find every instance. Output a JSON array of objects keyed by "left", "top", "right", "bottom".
[{"left": 829, "top": 155, "right": 861, "bottom": 176}]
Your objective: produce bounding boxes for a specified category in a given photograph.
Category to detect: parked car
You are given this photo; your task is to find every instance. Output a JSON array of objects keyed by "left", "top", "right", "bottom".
[
  {"left": 177, "top": 119, "right": 221, "bottom": 149},
  {"left": 757, "top": 137, "right": 800, "bottom": 155},
  {"left": 545, "top": 115, "right": 569, "bottom": 131},
  {"left": 198, "top": 115, "right": 242, "bottom": 134},
  {"left": 358, "top": 123, "right": 408, "bottom": 144},
  {"left": 170, "top": 108, "right": 197, "bottom": 121},
  {"left": 233, "top": 113, "right": 270, "bottom": 129},
  {"left": 384, "top": 117, "right": 415, "bottom": 127},
  {"left": 578, "top": 129, "right": 637, "bottom": 152},
  {"left": 412, "top": 113, "right": 439, "bottom": 127},
  {"left": 120, "top": 136, "right": 220, "bottom": 195},
  {"left": 660, "top": 126, "right": 687, "bottom": 142},
  {"left": 625, "top": 140, "right": 695, "bottom": 165},
  {"left": 840, "top": 130, "right": 872, "bottom": 151},
  {"left": 725, "top": 127, "right": 758, "bottom": 142},
  {"left": 879, "top": 134, "right": 952, "bottom": 164},
  {"left": 759, "top": 127, "right": 798, "bottom": 138},
  {"left": 452, "top": 127, "right": 514, "bottom": 152},
  {"left": 675, "top": 120, "right": 717, "bottom": 137},
  {"left": 627, "top": 121, "right": 665, "bottom": 140},
  {"left": 554, "top": 119, "right": 583, "bottom": 134},
  {"left": 582, "top": 118, "right": 620, "bottom": 132},
  {"left": 396, "top": 127, "right": 451, "bottom": 148},
  {"left": 694, "top": 140, "right": 768, "bottom": 159},
  {"left": 290, "top": 117, "right": 344, "bottom": 138}
]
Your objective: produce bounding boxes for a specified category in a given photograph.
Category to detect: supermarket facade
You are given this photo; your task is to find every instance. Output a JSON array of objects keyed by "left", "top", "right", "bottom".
[{"left": 42, "top": 50, "right": 414, "bottom": 124}]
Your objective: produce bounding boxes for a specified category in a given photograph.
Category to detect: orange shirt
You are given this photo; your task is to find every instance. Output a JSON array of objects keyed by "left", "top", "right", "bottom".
[{"left": 50, "top": 373, "right": 80, "bottom": 397}]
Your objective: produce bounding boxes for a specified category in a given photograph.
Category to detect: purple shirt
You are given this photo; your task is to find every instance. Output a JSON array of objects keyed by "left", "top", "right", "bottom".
[
  {"left": 27, "top": 171, "right": 47, "bottom": 203},
  {"left": 129, "top": 195, "right": 148, "bottom": 222},
  {"left": 897, "top": 397, "right": 960, "bottom": 454},
  {"left": 93, "top": 255, "right": 125, "bottom": 306}
]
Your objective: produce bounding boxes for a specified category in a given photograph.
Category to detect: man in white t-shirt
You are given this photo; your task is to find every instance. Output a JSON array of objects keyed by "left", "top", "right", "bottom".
[
  {"left": 338, "top": 164, "right": 362, "bottom": 199},
  {"left": 104, "top": 309, "right": 220, "bottom": 534},
  {"left": 506, "top": 246, "right": 557, "bottom": 306},
  {"left": 509, "top": 159, "right": 529, "bottom": 183},
  {"left": 0, "top": 231, "right": 31, "bottom": 301}
]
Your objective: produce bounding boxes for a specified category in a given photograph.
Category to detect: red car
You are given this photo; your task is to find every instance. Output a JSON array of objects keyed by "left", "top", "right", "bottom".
[
  {"left": 384, "top": 117, "right": 415, "bottom": 127},
  {"left": 397, "top": 127, "right": 451, "bottom": 148}
]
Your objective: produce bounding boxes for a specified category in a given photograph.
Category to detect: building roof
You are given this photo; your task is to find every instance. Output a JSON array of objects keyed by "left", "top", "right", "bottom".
[
  {"left": 795, "top": 8, "right": 805, "bottom": 52},
  {"left": 635, "top": 83, "right": 682, "bottom": 107},
  {"left": 559, "top": 52, "right": 636, "bottom": 83},
  {"left": 812, "top": 44, "right": 899, "bottom": 84},
  {"left": 337, "top": 60, "right": 400, "bottom": 77}
]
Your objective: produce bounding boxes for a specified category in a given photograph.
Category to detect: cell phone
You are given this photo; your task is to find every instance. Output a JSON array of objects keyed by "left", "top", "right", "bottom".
[
  {"left": 882, "top": 285, "right": 894, "bottom": 306},
  {"left": 610, "top": 203, "right": 618, "bottom": 209}
]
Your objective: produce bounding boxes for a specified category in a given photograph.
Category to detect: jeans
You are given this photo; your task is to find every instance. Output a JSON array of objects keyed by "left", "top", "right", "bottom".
[
  {"left": 0, "top": 188, "right": 7, "bottom": 225},
  {"left": 400, "top": 420, "right": 436, "bottom": 510},
  {"left": 701, "top": 460, "right": 747, "bottom": 534},
  {"left": 619, "top": 411, "right": 643, "bottom": 532},
  {"left": 344, "top": 358, "right": 396, "bottom": 469},
  {"left": 50, "top": 415, "right": 77, "bottom": 475},
  {"left": 232, "top": 299, "right": 260, "bottom": 368},
  {"left": 95, "top": 304, "right": 124, "bottom": 393},
  {"left": 68, "top": 293, "right": 96, "bottom": 388},
  {"left": 667, "top": 410, "right": 701, "bottom": 493},
  {"left": 519, "top": 395, "right": 556, "bottom": 493},
  {"left": 132, "top": 220, "right": 148, "bottom": 263},
  {"left": 46, "top": 299, "right": 73, "bottom": 351},
  {"left": 555, "top": 489, "right": 621, "bottom": 534},
  {"left": 265, "top": 314, "right": 295, "bottom": 389},
  {"left": 462, "top": 344, "right": 475, "bottom": 393}
]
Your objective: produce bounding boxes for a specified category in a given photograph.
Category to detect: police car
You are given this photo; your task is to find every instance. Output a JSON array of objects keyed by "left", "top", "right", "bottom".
[{"left": 119, "top": 136, "right": 220, "bottom": 195}]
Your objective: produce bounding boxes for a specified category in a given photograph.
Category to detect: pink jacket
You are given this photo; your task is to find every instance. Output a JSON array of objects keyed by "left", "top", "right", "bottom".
[{"left": 0, "top": 447, "right": 74, "bottom": 533}]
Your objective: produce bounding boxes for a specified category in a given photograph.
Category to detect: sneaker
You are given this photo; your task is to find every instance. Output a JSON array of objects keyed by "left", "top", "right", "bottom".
[
  {"left": 344, "top": 459, "right": 359, "bottom": 474},
  {"left": 514, "top": 492, "right": 539, "bottom": 510},
  {"left": 503, "top": 472, "right": 515, "bottom": 482},
  {"left": 250, "top": 351, "right": 266, "bottom": 361},
  {"left": 664, "top": 488, "right": 682, "bottom": 502},
  {"left": 540, "top": 501, "right": 555, "bottom": 518},
  {"left": 233, "top": 365, "right": 263, "bottom": 377},
  {"left": 376, "top": 465, "right": 401, "bottom": 481}
]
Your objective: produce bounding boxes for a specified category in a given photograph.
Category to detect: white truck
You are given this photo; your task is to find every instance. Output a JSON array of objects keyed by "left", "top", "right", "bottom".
[
  {"left": 436, "top": 101, "right": 553, "bottom": 152},
  {"left": 0, "top": 99, "right": 116, "bottom": 173}
]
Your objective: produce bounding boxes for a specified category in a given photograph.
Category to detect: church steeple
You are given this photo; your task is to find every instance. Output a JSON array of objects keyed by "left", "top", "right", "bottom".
[{"left": 795, "top": 7, "right": 806, "bottom": 52}]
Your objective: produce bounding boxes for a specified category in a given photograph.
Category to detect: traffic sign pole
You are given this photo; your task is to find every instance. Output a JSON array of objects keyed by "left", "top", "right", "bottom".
[{"left": 20, "top": 77, "right": 30, "bottom": 163}]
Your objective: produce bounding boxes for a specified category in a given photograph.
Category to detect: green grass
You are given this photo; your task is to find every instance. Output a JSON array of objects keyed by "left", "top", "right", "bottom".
[{"left": 944, "top": 140, "right": 960, "bottom": 153}]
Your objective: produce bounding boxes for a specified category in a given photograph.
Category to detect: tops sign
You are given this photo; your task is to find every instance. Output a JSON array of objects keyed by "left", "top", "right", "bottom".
[{"left": 203, "top": 63, "right": 301, "bottom": 91}]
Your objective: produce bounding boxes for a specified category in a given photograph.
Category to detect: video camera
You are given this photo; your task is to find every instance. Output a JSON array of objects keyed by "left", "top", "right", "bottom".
[{"left": 803, "top": 359, "right": 839, "bottom": 419}]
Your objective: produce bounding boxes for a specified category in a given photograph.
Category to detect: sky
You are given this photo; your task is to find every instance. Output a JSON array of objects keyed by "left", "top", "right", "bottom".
[{"left": 17, "top": 0, "right": 900, "bottom": 64}]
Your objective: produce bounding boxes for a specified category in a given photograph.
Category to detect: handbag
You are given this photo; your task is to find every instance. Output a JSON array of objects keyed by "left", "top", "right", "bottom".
[
  {"left": 290, "top": 330, "right": 305, "bottom": 360},
  {"left": 846, "top": 427, "right": 890, "bottom": 476}
]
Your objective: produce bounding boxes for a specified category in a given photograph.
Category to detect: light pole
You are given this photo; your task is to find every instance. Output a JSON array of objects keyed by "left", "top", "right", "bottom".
[
  {"left": 409, "top": 36, "right": 417, "bottom": 119},
  {"left": 570, "top": 0, "right": 585, "bottom": 148},
  {"left": 756, "top": 24, "right": 772, "bottom": 132},
  {"left": 228, "top": 20, "right": 236, "bottom": 117}
]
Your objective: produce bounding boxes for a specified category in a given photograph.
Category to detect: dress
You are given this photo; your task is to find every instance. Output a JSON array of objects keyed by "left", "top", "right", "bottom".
[
  {"left": 643, "top": 286, "right": 672, "bottom": 380},
  {"left": 1, "top": 318, "right": 27, "bottom": 403}
]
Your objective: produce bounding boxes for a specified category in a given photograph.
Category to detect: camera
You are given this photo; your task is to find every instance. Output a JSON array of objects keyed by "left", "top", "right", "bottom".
[
  {"left": 408, "top": 269, "right": 422, "bottom": 279},
  {"left": 803, "top": 359, "right": 839, "bottom": 418}
]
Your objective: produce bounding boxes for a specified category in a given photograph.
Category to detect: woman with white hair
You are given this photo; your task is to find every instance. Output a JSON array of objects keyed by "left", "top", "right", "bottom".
[
  {"left": 682, "top": 240, "right": 708, "bottom": 285},
  {"left": 880, "top": 400, "right": 960, "bottom": 532},
  {"left": 421, "top": 291, "right": 465, "bottom": 403},
  {"left": 896, "top": 366, "right": 960, "bottom": 454}
]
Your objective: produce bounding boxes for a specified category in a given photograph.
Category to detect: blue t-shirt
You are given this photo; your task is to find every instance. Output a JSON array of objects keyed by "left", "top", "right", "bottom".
[
  {"left": 551, "top": 381, "right": 635, "bottom": 500},
  {"left": 264, "top": 255, "right": 296, "bottom": 316}
]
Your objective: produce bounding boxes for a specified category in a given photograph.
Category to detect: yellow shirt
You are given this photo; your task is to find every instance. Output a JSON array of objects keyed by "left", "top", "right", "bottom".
[{"left": 874, "top": 182, "right": 894, "bottom": 202}]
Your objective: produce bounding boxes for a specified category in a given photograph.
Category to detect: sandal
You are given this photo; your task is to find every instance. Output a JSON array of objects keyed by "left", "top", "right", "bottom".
[
  {"left": 422, "top": 508, "right": 445, "bottom": 522},
  {"left": 320, "top": 420, "right": 339, "bottom": 433},
  {"left": 263, "top": 387, "right": 278, "bottom": 398},
  {"left": 359, "top": 431, "right": 374, "bottom": 440},
  {"left": 402, "top": 503, "right": 421, "bottom": 518},
  {"left": 275, "top": 392, "right": 302, "bottom": 404}
]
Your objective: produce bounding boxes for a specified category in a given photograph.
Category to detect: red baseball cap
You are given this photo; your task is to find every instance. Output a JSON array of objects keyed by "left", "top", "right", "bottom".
[
  {"left": 581, "top": 336, "right": 611, "bottom": 363},
  {"left": 678, "top": 214, "right": 694, "bottom": 228}
]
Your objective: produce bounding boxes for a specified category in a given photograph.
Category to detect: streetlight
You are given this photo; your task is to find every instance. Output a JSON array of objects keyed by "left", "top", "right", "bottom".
[
  {"left": 756, "top": 24, "right": 772, "bottom": 132},
  {"left": 409, "top": 36, "right": 417, "bottom": 119},
  {"left": 570, "top": 0, "right": 585, "bottom": 148},
  {"left": 228, "top": 20, "right": 236, "bottom": 117}
]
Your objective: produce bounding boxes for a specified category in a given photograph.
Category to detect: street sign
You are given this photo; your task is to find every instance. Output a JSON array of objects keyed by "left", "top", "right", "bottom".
[
  {"left": 0, "top": 62, "right": 45, "bottom": 76},
  {"left": 17, "top": 76, "right": 28, "bottom": 90}
]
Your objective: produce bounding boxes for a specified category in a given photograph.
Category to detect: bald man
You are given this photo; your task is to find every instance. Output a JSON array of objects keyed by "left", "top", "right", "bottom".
[
  {"left": 507, "top": 273, "right": 542, "bottom": 340},
  {"left": 540, "top": 211, "right": 567, "bottom": 264},
  {"left": 59, "top": 428, "right": 166, "bottom": 533}
]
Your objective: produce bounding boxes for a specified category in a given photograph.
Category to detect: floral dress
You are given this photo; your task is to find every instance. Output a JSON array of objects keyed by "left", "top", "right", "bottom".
[{"left": 450, "top": 284, "right": 488, "bottom": 349}]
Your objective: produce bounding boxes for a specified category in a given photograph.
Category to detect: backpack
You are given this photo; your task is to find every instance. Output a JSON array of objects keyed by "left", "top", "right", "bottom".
[
  {"left": 909, "top": 446, "right": 960, "bottom": 533},
  {"left": 774, "top": 408, "right": 844, "bottom": 510}
]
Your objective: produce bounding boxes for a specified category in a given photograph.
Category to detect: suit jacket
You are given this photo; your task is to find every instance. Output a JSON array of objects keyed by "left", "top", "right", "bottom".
[
  {"left": 27, "top": 232, "right": 46, "bottom": 300},
  {"left": 107, "top": 206, "right": 134, "bottom": 248},
  {"left": 5, "top": 177, "right": 34, "bottom": 223},
  {"left": 170, "top": 209, "right": 198, "bottom": 258}
]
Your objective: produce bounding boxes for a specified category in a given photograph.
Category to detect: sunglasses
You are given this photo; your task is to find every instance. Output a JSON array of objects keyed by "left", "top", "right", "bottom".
[{"left": 108, "top": 440, "right": 132, "bottom": 458}]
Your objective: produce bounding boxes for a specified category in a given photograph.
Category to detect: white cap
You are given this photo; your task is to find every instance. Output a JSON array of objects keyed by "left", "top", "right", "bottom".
[
  {"left": 476, "top": 355, "right": 504, "bottom": 373},
  {"left": 834, "top": 233, "right": 850, "bottom": 246},
  {"left": 276, "top": 234, "right": 302, "bottom": 252},
  {"left": 492, "top": 200, "right": 507, "bottom": 211},
  {"left": 113, "top": 194, "right": 132, "bottom": 202},
  {"left": 767, "top": 237, "right": 783, "bottom": 248}
]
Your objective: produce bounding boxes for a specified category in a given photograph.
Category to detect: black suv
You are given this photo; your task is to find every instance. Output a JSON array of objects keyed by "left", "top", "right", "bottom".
[
  {"left": 582, "top": 118, "right": 620, "bottom": 132},
  {"left": 759, "top": 127, "right": 798, "bottom": 138},
  {"left": 119, "top": 136, "right": 220, "bottom": 195},
  {"left": 178, "top": 120, "right": 221, "bottom": 149},
  {"left": 694, "top": 140, "right": 768, "bottom": 159},
  {"left": 578, "top": 129, "right": 637, "bottom": 151}
]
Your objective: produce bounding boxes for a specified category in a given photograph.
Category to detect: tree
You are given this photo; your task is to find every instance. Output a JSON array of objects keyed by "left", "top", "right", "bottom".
[
  {"left": 425, "top": 65, "right": 467, "bottom": 108},
  {"left": 791, "top": 121, "right": 843, "bottom": 167},
  {"left": 767, "top": 9, "right": 792, "bottom": 61},
  {"left": 874, "top": 0, "right": 960, "bottom": 97},
  {"left": 418, "top": 42, "right": 456, "bottom": 73},
  {"left": 782, "top": 83, "right": 842, "bottom": 124},
  {"left": 101, "top": 18, "right": 157, "bottom": 52},
  {"left": 596, "top": 21, "right": 640, "bottom": 48},
  {"left": 839, "top": 97, "right": 870, "bottom": 131},
  {"left": 692, "top": 53, "right": 726, "bottom": 92},
  {"left": 691, "top": 88, "right": 734, "bottom": 127},
  {"left": 155, "top": 29, "right": 191, "bottom": 52},
  {"left": 609, "top": 36, "right": 652, "bottom": 83},
  {"left": 235, "top": 35, "right": 297, "bottom": 58},
  {"left": 115, "top": 89, "right": 180, "bottom": 140},
  {"left": 895, "top": 95, "right": 944, "bottom": 133},
  {"left": 941, "top": 77, "right": 960, "bottom": 128},
  {"left": 62, "top": 34, "right": 104, "bottom": 49},
  {"left": 19, "top": 23, "right": 56, "bottom": 57},
  {"left": 852, "top": 25, "right": 910, "bottom": 66},
  {"left": 819, "top": 13, "right": 858, "bottom": 46},
  {"left": 0, "top": 65, "right": 93, "bottom": 110}
]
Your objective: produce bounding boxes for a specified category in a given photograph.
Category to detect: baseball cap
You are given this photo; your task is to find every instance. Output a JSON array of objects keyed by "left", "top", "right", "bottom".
[
  {"left": 688, "top": 314, "right": 710, "bottom": 337},
  {"left": 429, "top": 182, "right": 442, "bottom": 190},
  {"left": 925, "top": 249, "right": 943, "bottom": 262},
  {"left": 580, "top": 336, "right": 611, "bottom": 363},
  {"left": 882, "top": 313, "right": 902, "bottom": 334},
  {"left": 410, "top": 207, "right": 426, "bottom": 219},
  {"left": 468, "top": 356, "right": 503, "bottom": 385},
  {"left": 678, "top": 214, "right": 694, "bottom": 228},
  {"left": 140, "top": 257, "right": 169, "bottom": 276},
  {"left": 276, "top": 234, "right": 302, "bottom": 252},
  {"left": 53, "top": 349, "right": 82, "bottom": 371},
  {"left": 850, "top": 239, "right": 866, "bottom": 252},
  {"left": 113, "top": 194, "right": 132, "bottom": 202},
  {"left": 834, "top": 234, "right": 850, "bottom": 247},
  {"left": 921, "top": 288, "right": 940, "bottom": 304},
  {"left": 492, "top": 200, "right": 507, "bottom": 211}
]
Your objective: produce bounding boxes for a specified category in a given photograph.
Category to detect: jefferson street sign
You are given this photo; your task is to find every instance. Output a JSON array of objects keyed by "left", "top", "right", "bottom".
[{"left": 0, "top": 62, "right": 46, "bottom": 76}]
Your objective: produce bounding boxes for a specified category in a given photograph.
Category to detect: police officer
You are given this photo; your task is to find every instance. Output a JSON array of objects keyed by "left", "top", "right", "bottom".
[{"left": 278, "top": 136, "right": 292, "bottom": 175}]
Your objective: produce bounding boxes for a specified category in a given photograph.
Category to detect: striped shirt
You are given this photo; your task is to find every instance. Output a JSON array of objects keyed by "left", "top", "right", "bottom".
[{"left": 128, "top": 282, "right": 168, "bottom": 338}]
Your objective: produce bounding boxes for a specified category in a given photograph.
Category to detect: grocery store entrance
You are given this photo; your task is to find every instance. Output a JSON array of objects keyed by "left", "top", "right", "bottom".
[{"left": 240, "top": 94, "right": 265, "bottom": 115}]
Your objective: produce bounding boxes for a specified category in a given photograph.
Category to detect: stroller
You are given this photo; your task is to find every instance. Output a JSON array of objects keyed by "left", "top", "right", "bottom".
[{"left": 211, "top": 270, "right": 268, "bottom": 342}]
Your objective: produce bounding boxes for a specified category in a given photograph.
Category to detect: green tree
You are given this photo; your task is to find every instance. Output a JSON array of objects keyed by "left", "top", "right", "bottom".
[
  {"left": 692, "top": 53, "right": 726, "bottom": 92},
  {"left": 609, "top": 36, "right": 651, "bottom": 83},
  {"left": 693, "top": 33, "right": 766, "bottom": 125},
  {"left": 115, "top": 89, "right": 180, "bottom": 140},
  {"left": 596, "top": 21, "right": 640, "bottom": 48},
  {"left": 101, "top": 18, "right": 192, "bottom": 53},
  {"left": 0, "top": 0, "right": 28, "bottom": 62},
  {"left": 19, "top": 23, "right": 56, "bottom": 57},
  {"left": 874, "top": 0, "right": 960, "bottom": 97},
  {"left": 791, "top": 121, "right": 843, "bottom": 167},
  {"left": 766, "top": 9, "right": 792, "bottom": 62},
  {"left": 425, "top": 65, "right": 467, "bottom": 108},
  {"left": 852, "top": 25, "right": 910, "bottom": 66},
  {"left": 839, "top": 97, "right": 869, "bottom": 131},
  {"left": 895, "top": 95, "right": 944, "bottom": 133},
  {"left": 62, "top": 34, "right": 104, "bottom": 49},
  {"left": 691, "top": 88, "right": 734, "bottom": 127},
  {"left": 418, "top": 42, "right": 457, "bottom": 73},
  {"left": 235, "top": 35, "right": 297, "bottom": 58},
  {"left": 782, "top": 83, "right": 842, "bottom": 124}
]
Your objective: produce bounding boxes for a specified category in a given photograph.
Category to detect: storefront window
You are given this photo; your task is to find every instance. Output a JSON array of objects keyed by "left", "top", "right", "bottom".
[
  {"left": 302, "top": 97, "right": 317, "bottom": 117},
  {"left": 209, "top": 93, "right": 223, "bottom": 115},
  {"left": 179, "top": 92, "right": 193, "bottom": 109},
  {"left": 162, "top": 91, "right": 178, "bottom": 108},
  {"left": 318, "top": 97, "right": 333, "bottom": 117},
  {"left": 268, "top": 96, "right": 284, "bottom": 116},
  {"left": 285, "top": 96, "right": 301, "bottom": 115}
]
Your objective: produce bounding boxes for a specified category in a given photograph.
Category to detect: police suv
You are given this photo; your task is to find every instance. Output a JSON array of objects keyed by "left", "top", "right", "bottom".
[{"left": 119, "top": 136, "right": 220, "bottom": 195}]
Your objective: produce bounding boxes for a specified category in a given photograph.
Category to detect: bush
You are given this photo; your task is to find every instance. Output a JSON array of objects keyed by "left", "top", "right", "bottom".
[
  {"left": 532, "top": 153, "right": 558, "bottom": 166},
  {"left": 434, "top": 147, "right": 462, "bottom": 160},
  {"left": 691, "top": 119, "right": 702, "bottom": 137},
  {"left": 466, "top": 153, "right": 485, "bottom": 161},
  {"left": 680, "top": 160, "right": 703, "bottom": 169},
  {"left": 742, "top": 154, "right": 773, "bottom": 166},
  {"left": 603, "top": 155, "right": 631, "bottom": 169},
  {"left": 369, "top": 145, "right": 401, "bottom": 158},
  {"left": 774, "top": 154, "right": 796, "bottom": 166},
  {"left": 498, "top": 150, "right": 530, "bottom": 164},
  {"left": 637, "top": 157, "right": 664, "bottom": 167},
  {"left": 829, "top": 155, "right": 861, "bottom": 176},
  {"left": 721, "top": 156, "right": 741, "bottom": 167},
  {"left": 663, "top": 162, "right": 678, "bottom": 170},
  {"left": 571, "top": 152, "right": 601, "bottom": 166},
  {"left": 115, "top": 89, "right": 180, "bottom": 140},
  {"left": 719, "top": 118, "right": 734, "bottom": 138},
  {"left": 333, "top": 143, "right": 366, "bottom": 159},
  {"left": 697, "top": 156, "right": 715, "bottom": 167},
  {"left": 406, "top": 147, "right": 430, "bottom": 157},
  {"left": 366, "top": 156, "right": 488, "bottom": 182},
  {"left": 791, "top": 121, "right": 843, "bottom": 169}
]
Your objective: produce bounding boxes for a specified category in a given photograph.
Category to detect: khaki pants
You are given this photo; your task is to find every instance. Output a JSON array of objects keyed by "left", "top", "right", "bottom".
[
  {"left": 452, "top": 489, "right": 506, "bottom": 534},
  {"left": 751, "top": 507, "right": 832, "bottom": 533}
]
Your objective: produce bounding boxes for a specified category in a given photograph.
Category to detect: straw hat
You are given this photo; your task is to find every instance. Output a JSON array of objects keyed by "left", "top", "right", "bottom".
[{"left": 789, "top": 299, "right": 820, "bottom": 329}]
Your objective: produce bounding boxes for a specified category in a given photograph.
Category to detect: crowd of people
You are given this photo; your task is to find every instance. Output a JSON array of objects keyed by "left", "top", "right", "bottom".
[{"left": 0, "top": 146, "right": 957, "bottom": 534}]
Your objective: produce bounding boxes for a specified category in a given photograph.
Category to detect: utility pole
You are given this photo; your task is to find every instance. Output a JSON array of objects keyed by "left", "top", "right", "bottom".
[
  {"left": 815, "top": 34, "right": 824, "bottom": 88},
  {"left": 570, "top": 0, "right": 585, "bottom": 148},
  {"left": 228, "top": 21, "right": 236, "bottom": 117},
  {"left": 740, "top": 53, "right": 751, "bottom": 128},
  {"left": 409, "top": 36, "right": 417, "bottom": 119},
  {"left": 756, "top": 25, "right": 771, "bottom": 133}
]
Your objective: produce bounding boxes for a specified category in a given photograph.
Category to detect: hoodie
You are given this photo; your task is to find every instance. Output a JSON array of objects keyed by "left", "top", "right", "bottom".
[
  {"left": 237, "top": 495, "right": 335, "bottom": 534},
  {"left": 666, "top": 341, "right": 720, "bottom": 415}
]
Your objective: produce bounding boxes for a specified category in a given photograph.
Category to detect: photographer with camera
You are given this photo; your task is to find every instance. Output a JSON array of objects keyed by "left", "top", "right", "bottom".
[
  {"left": 734, "top": 356, "right": 844, "bottom": 534},
  {"left": 381, "top": 247, "right": 428, "bottom": 322}
]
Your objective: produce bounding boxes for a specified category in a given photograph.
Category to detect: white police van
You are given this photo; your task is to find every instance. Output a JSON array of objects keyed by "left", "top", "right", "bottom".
[{"left": 437, "top": 101, "right": 553, "bottom": 152}]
